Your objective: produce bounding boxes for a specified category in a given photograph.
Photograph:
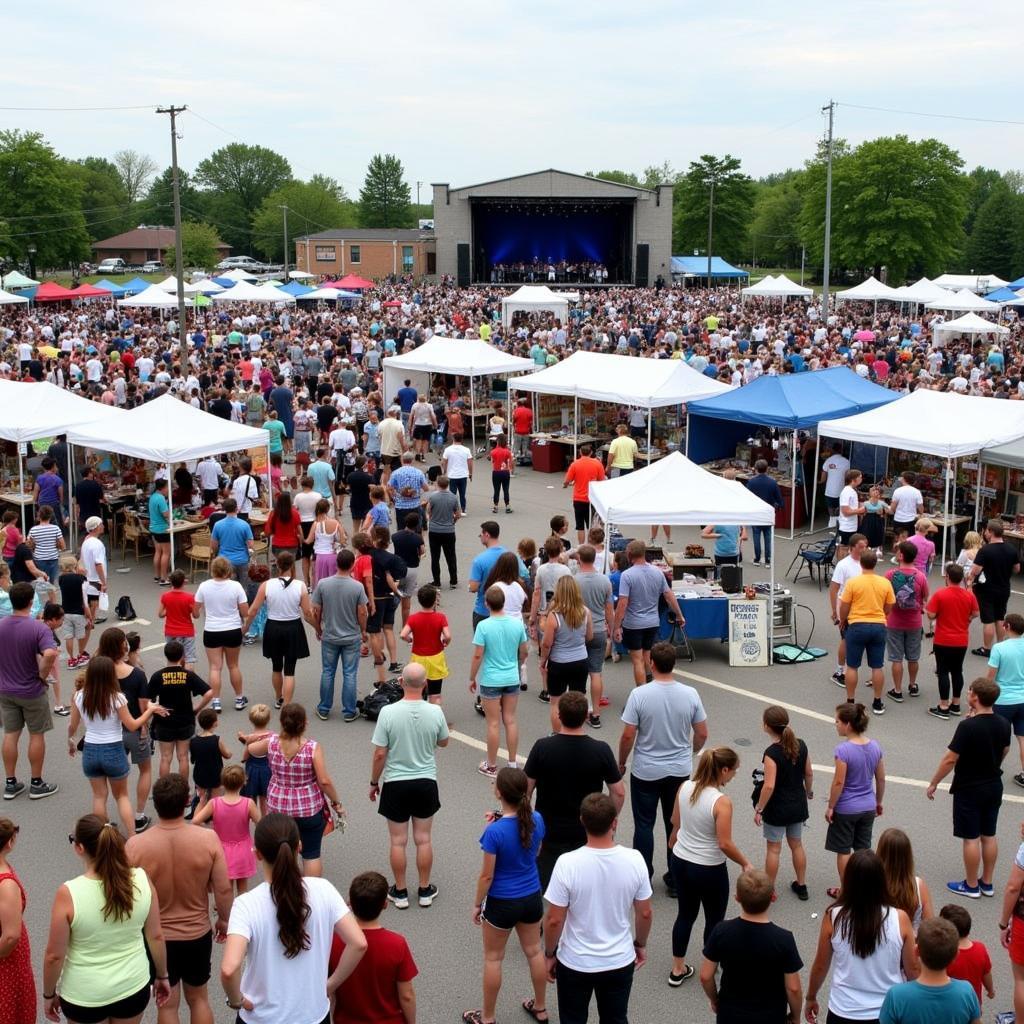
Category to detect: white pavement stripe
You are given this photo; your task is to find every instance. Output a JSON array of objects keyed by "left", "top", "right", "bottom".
[
  {"left": 448, "top": 728, "right": 522, "bottom": 766},
  {"left": 675, "top": 669, "right": 1024, "bottom": 804}
]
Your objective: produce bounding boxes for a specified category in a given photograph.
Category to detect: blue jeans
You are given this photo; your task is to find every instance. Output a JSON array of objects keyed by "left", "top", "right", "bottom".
[
  {"left": 318, "top": 638, "right": 361, "bottom": 717},
  {"left": 37, "top": 558, "right": 59, "bottom": 584},
  {"left": 751, "top": 525, "right": 772, "bottom": 563}
]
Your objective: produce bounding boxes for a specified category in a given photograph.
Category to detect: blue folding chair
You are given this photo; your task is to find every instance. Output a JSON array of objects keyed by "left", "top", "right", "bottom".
[{"left": 788, "top": 532, "right": 838, "bottom": 590}]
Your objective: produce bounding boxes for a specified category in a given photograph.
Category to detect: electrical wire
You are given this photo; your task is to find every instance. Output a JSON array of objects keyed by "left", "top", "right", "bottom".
[
  {"left": 838, "top": 101, "right": 1024, "bottom": 128},
  {"left": 0, "top": 104, "right": 158, "bottom": 112}
]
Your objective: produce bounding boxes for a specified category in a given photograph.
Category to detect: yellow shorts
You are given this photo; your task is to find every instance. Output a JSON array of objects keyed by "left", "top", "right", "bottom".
[{"left": 411, "top": 651, "right": 448, "bottom": 681}]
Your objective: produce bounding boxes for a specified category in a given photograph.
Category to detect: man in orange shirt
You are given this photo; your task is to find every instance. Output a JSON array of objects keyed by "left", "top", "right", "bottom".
[{"left": 563, "top": 445, "right": 607, "bottom": 544}]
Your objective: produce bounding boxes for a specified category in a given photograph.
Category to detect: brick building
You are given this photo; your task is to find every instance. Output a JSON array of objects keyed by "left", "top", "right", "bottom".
[
  {"left": 293, "top": 228, "right": 436, "bottom": 280},
  {"left": 91, "top": 226, "right": 230, "bottom": 265}
]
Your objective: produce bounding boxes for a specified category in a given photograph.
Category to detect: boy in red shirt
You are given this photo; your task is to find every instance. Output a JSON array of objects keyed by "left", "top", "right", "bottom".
[
  {"left": 329, "top": 871, "right": 417, "bottom": 1024},
  {"left": 400, "top": 585, "right": 451, "bottom": 709},
  {"left": 940, "top": 904, "right": 994, "bottom": 1004},
  {"left": 158, "top": 569, "right": 200, "bottom": 670}
]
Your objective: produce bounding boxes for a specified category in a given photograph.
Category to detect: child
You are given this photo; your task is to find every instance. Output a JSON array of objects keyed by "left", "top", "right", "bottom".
[
  {"left": 1, "top": 510, "right": 21, "bottom": 571},
  {"left": 189, "top": 706, "right": 231, "bottom": 815},
  {"left": 243, "top": 563, "right": 270, "bottom": 646},
  {"left": 400, "top": 585, "right": 450, "bottom": 707},
  {"left": 191, "top": 763, "right": 260, "bottom": 894},
  {"left": 41, "top": 602, "right": 69, "bottom": 716},
  {"left": 956, "top": 531, "right": 983, "bottom": 574},
  {"left": 907, "top": 517, "right": 937, "bottom": 576},
  {"left": 57, "top": 554, "right": 93, "bottom": 668},
  {"left": 147, "top": 639, "right": 212, "bottom": 779},
  {"left": 237, "top": 702, "right": 272, "bottom": 815},
  {"left": 608, "top": 549, "right": 629, "bottom": 662},
  {"left": 361, "top": 485, "right": 391, "bottom": 533},
  {"left": 352, "top": 531, "right": 376, "bottom": 652},
  {"left": 940, "top": 904, "right": 994, "bottom": 1005},
  {"left": 862, "top": 485, "right": 890, "bottom": 554},
  {"left": 587, "top": 526, "right": 607, "bottom": 573},
  {"left": 878, "top": 916, "right": 980, "bottom": 1024},
  {"left": 158, "top": 569, "right": 199, "bottom": 670},
  {"left": 126, "top": 631, "right": 144, "bottom": 671}
]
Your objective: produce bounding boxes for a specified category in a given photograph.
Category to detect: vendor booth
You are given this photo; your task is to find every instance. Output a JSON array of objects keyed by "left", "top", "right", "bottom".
[
  {"left": 500, "top": 285, "right": 569, "bottom": 328},
  {"left": 925, "top": 289, "right": 1001, "bottom": 314},
  {"left": 381, "top": 337, "right": 534, "bottom": 452},
  {"left": 740, "top": 274, "right": 812, "bottom": 301},
  {"left": 590, "top": 452, "right": 780, "bottom": 661},
  {"left": 686, "top": 367, "right": 897, "bottom": 536},
  {"left": 933, "top": 313, "right": 1009, "bottom": 342},
  {"left": 818, "top": 390, "right": 1024, "bottom": 567},
  {"left": 511, "top": 351, "right": 732, "bottom": 469}
]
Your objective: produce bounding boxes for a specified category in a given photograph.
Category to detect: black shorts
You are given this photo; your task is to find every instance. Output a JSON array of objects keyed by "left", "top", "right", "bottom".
[
  {"left": 571, "top": 501, "right": 590, "bottom": 533},
  {"left": 425, "top": 678, "right": 443, "bottom": 696},
  {"left": 621, "top": 625, "right": 658, "bottom": 652},
  {"left": 151, "top": 532, "right": 170, "bottom": 544},
  {"left": 824, "top": 810, "right": 875, "bottom": 855},
  {"left": 378, "top": 778, "right": 440, "bottom": 823},
  {"left": 893, "top": 518, "right": 916, "bottom": 536},
  {"left": 482, "top": 890, "right": 544, "bottom": 930},
  {"left": 153, "top": 719, "right": 196, "bottom": 743},
  {"left": 546, "top": 657, "right": 589, "bottom": 697},
  {"left": 60, "top": 984, "right": 150, "bottom": 1024},
  {"left": 367, "top": 595, "right": 397, "bottom": 634},
  {"left": 203, "top": 628, "right": 242, "bottom": 649},
  {"left": 202, "top": 489, "right": 219, "bottom": 505},
  {"left": 383, "top": 455, "right": 401, "bottom": 470},
  {"left": 412, "top": 424, "right": 433, "bottom": 441},
  {"left": 166, "top": 930, "right": 213, "bottom": 989},
  {"left": 838, "top": 529, "right": 857, "bottom": 546},
  {"left": 300, "top": 524, "right": 315, "bottom": 561},
  {"left": 976, "top": 591, "right": 1009, "bottom": 625},
  {"left": 997, "top": 702, "right": 1024, "bottom": 737},
  {"left": 953, "top": 781, "right": 1003, "bottom": 839}
]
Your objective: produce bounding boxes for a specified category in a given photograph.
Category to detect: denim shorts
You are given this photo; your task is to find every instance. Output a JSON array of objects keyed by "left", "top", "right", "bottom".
[
  {"left": 844, "top": 622, "right": 886, "bottom": 670},
  {"left": 82, "top": 740, "right": 131, "bottom": 780},
  {"left": 479, "top": 683, "right": 520, "bottom": 700}
]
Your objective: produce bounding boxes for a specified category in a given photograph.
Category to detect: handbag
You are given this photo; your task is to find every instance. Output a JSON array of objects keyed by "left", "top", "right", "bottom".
[{"left": 750, "top": 766, "right": 765, "bottom": 809}]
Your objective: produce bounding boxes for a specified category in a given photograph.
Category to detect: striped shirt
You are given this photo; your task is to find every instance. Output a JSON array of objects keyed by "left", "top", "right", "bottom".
[{"left": 28, "top": 523, "right": 62, "bottom": 561}]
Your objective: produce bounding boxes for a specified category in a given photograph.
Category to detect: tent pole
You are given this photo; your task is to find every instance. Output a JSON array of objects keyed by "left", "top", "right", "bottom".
[
  {"left": 18, "top": 451, "right": 25, "bottom": 534},
  {"left": 646, "top": 406, "right": 652, "bottom": 455},
  {"left": 809, "top": 434, "right": 822, "bottom": 534},
  {"left": 769, "top": 532, "right": 775, "bottom": 667},
  {"left": 265, "top": 442, "right": 273, "bottom": 564},
  {"left": 167, "top": 462, "right": 175, "bottom": 574},
  {"left": 469, "top": 374, "right": 476, "bottom": 455},
  {"left": 573, "top": 397, "right": 579, "bottom": 461},
  {"left": 67, "top": 442, "right": 75, "bottom": 553},
  {"left": 685, "top": 412, "right": 690, "bottom": 458},
  {"left": 974, "top": 458, "right": 983, "bottom": 530},
  {"left": 941, "top": 457, "right": 951, "bottom": 569},
  {"left": 789, "top": 429, "right": 796, "bottom": 540}
]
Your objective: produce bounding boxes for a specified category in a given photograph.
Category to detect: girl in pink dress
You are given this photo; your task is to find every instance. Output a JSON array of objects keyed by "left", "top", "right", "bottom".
[{"left": 192, "top": 764, "right": 260, "bottom": 893}]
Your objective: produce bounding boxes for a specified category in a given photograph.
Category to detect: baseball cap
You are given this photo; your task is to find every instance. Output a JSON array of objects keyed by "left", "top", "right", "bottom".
[{"left": 85, "top": 516, "right": 103, "bottom": 533}]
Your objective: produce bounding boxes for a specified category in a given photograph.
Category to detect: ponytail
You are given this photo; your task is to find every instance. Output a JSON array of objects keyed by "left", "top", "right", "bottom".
[
  {"left": 763, "top": 705, "right": 800, "bottom": 763},
  {"left": 255, "top": 814, "right": 310, "bottom": 959},
  {"left": 495, "top": 767, "right": 534, "bottom": 850},
  {"left": 689, "top": 747, "right": 740, "bottom": 805},
  {"left": 73, "top": 814, "right": 135, "bottom": 922}
]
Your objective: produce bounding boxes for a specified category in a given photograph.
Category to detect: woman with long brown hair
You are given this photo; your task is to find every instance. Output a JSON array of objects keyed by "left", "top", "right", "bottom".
[
  {"left": 876, "top": 827, "right": 933, "bottom": 932},
  {"left": 67, "top": 657, "right": 168, "bottom": 836},
  {"left": 264, "top": 490, "right": 304, "bottom": 561},
  {"left": 667, "top": 747, "right": 750, "bottom": 986},
  {"left": 539, "top": 575, "right": 593, "bottom": 734},
  {"left": 220, "top": 813, "right": 367, "bottom": 1023},
  {"left": 42, "top": 814, "right": 170, "bottom": 1024}
]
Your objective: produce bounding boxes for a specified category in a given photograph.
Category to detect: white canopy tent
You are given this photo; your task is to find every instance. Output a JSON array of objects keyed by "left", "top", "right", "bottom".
[
  {"left": 0, "top": 288, "right": 29, "bottom": 305},
  {"left": 500, "top": 285, "right": 569, "bottom": 328},
  {"left": 892, "top": 278, "right": 956, "bottom": 306},
  {"left": 933, "top": 312, "right": 1009, "bottom": 339},
  {"left": 819, "top": 390, "right": 1024, "bottom": 565},
  {"left": 382, "top": 337, "right": 534, "bottom": 451},
  {"left": 69, "top": 394, "right": 272, "bottom": 572},
  {"left": 511, "top": 350, "right": 732, "bottom": 457},
  {"left": 218, "top": 268, "right": 258, "bottom": 282},
  {"left": 211, "top": 280, "right": 290, "bottom": 303},
  {"left": 1, "top": 271, "right": 39, "bottom": 289},
  {"left": 933, "top": 273, "right": 1008, "bottom": 293},
  {"left": 925, "top": 289, "right": 1002, "bottom": 313},
  {"left": 834, "top": 276, "right": 903, "bottom": 305},
  {"left": 741, "top": 274, "right": 812, "bottom": 300},
  {"left": 254, "top": 283, "right": 295, "bottom": 303},
  {"left": 589, "top": 451, "right": 779, "bottom": 652},
  {"left": 117, "top": 284, "right": 180, "bottom": 309},
  {"left": 288, "top": 270, "right": 316, "bottom": 280}
]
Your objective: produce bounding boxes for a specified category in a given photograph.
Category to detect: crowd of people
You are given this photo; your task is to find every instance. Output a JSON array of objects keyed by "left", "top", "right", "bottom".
[{"left": 0, "top": 277, "right": 1022, "bottom": 1023}]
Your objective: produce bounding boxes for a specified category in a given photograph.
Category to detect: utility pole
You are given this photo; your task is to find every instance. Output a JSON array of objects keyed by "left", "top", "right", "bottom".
[
  {"left": 820, "top": 99, "right": 835, "bottom": 322},
  {"left": 279, "top": 205, "right": 289, "bottom": 278},
  {"left": 416, "top": 180, "right": 422, "bottom": 207},
  {"left": 156, "top": 105, "right": 188, "bottom": 358},
  {"left": 706, "top": 177, "right": 715, "bottom": 289}
]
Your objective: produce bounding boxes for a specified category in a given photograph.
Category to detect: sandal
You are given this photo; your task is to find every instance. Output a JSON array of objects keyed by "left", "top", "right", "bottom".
[
  {"left": 462, "top": 1012, "right": 495, "bottom": 1024},
  {"left": 522, "top": 999, "right": 549, "bottom": 1021},
  {"left": 826, "top": 886, "right": 841, "bottom": 899}
]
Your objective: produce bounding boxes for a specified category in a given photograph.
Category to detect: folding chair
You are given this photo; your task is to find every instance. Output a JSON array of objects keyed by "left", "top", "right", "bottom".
[{"left": 788, "top": 532, "right": 838, "bottom": 590}]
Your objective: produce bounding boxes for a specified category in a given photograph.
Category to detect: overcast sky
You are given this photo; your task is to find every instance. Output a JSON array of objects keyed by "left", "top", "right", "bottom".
[{"left": 3, "top": 0, "right": 1020, "bottom": 198}]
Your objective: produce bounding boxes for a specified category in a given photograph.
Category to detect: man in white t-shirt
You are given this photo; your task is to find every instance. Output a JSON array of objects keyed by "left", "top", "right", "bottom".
[
  {"left": 828, "top": 533, "right": 868, "bottom": 685},
  {"left": 890, "top": 471, "right": 924, "bottom": 544},
  {"left": 441, "top": 438, "right": 473, "bottom": 513},
  {"left": 80, "top": 516, "right": 108, "bottom": 619},
  {"left": 837, "top": 468, "right": 865, "bottom": 562},
  {"left": 543, "top": 793, "right": 652, "bottom": 1020},
  {"left": 820, "top": 448, "right": 850, "bottom": 529},
  {"left": 196, "top": 456, "right": 222, "bottom": 503}
]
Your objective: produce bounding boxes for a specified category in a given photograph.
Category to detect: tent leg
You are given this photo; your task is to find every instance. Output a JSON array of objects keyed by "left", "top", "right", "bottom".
[
  {"left": 67, "top": 443, "right": 75, "bottom": 553},
  {"left": 807, "top": 435, "right": 822, "bottom": 535},
  {"left": 646, "top": 409, "right": 652, "bottom": 456},
  {"left": 685, "top": 412, "right": 690, "bottom": 458},
  {"left": 941, "top": 458, "right": 952, "bottom": 569},
  {"left": 167, "top": 462, "right": 175, "bottom": 575},
  {"left": 974, "top": 460, "right": 983, "bottom": 530},
  {"left": 573, "top": 397, "right": 579, "bottom": 461},
  {"left": 469, "top": 374, "right": 476, "bottom": 455},
  {"left": 265, "top": 443, "right": 273, "bottom": 565},
  {"left": 18, "top": 453, "right": 25, "bottom": 535},
  {"left": 789, "top": 430, "right": 796, "bottom": 540},
  {"left": 769, "top": 534, "right": 775, "bottom": 667}
]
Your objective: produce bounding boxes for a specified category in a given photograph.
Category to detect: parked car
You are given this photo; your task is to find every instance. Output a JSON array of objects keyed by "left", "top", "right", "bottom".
[
  {"left": 96, "top": 258, "right": 127, "bottom": 275},
  {"left": 141, "top": 260, "right": 163, "bottom": 273},
  {"left": 216, "top": 255, "right": 265, "bottom": 271}
]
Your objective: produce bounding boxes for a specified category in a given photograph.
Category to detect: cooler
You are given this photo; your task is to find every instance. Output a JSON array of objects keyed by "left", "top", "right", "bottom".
[{"left": 530, "top": 439, "right": 565, "bottom": 474}]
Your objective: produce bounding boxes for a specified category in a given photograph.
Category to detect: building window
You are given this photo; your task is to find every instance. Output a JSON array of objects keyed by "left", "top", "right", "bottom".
[
  {"left": 349, "top": 245, "right": 361, "bottom": 264},
  {"left": 402, "top": 245, "right": 414, "bottom": 272},
  {"left": 315, "top": 245, "right": 336, "bottom": 262}
]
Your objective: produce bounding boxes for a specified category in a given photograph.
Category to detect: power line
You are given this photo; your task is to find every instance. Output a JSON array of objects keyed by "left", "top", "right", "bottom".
[
  {"left": 839, "top": 101, "right": 1024, "bottom": 128},
  {"left": 0, "top": 104, "right": 158, "bottom": 112}
]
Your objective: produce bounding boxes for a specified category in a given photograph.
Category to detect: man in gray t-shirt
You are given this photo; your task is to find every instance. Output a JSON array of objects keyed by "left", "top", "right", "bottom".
[
  {"left": 425, "top": 477, "right": 461, "bottom": 588},
  {"left": 312, "top": 550, "right": 368, "bottom": 721},
  {"left": 576, "top": 545, "right": 614, "bottom": 727},
  {"left": 618, "top": 641, "right": 707, "bottom": 888}
]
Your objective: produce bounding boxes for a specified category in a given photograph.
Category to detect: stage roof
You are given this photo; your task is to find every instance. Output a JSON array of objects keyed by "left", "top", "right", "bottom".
[{"left": 671, "top": 256, "right": 749, "bottom": 278}]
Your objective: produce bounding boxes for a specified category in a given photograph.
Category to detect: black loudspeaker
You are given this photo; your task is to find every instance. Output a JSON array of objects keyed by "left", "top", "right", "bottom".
[
  {"left": 456, "top": 243, "right": 471, "bottom": 287},
  {"left": 635, "top": 243, "right": 649, "bottom": 287},
  {"left": 719, "top": 564, "right": 743, "bottom": 594}
]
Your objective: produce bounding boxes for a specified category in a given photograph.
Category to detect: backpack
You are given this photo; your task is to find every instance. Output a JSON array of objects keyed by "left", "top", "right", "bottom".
[
  {"left": 358, "top": 679, "right": 404, "bottom": 721},
  {"left": 115, "top": 595, "right": 137, "bottom": 621},
  {"left": 890, "top": 569, "right": 919, "bottom": 611}
]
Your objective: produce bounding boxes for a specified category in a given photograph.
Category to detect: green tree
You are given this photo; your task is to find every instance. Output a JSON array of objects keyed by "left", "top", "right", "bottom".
[
  {"left": 138, "top": 167, "right": 205, "bottom": 226},
  {"left": 963, "top": 166, "right": 1004, "bottom": 237},
  {"left": 748, "top": 171, "right": 805, "bottom": 267},
  {"left": 640, "top": 161, "right": 680, "bottom": 188},
  {"left": 673, "top": 154, "right": 754, "bottom": 262},
  {"left": 68, "top": 157, "right": 132, "bottom": 239},
  {"left": 965, "top": 183, "right": 1023, "bottom": 279},
  {"left": 586, "top": 169, "right": 641, "bottom": 186},
  {"left": 113, "top": 149, "right": 158, "bottom": 204},
  {"left": 0, "top": 130, "right": 90, "bottom": 270},
  {"left": 252, "top": 178, "right": 357, "bottom": 262},
  {"left": 358, "top": 154, "right": 411, "bottom": 228},
  {"left": 163, "top": 221, "right": 222, "bottom": 271}
]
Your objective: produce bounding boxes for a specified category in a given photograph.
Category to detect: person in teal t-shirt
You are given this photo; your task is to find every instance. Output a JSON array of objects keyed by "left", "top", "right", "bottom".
[
  {"left": 148, "top": 479, "right": 172, "bottom": 584},
  {"left": 262, "top": 410, "right": 287, "bottom": 455}
]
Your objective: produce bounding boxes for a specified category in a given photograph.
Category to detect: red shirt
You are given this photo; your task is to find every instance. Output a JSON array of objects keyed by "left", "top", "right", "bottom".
[
  {"left": 926, "top": 585, "right": 979, "bottom": 646},
  {"left": 490, "top": 446, "right": 512, "bottom": 473},
  {"left": 947, "top": 939, "right": 991, "bottom": 1001},
  {"left": 353, "top": 554, "right": 372, "bottom": 590},
  {"left": 406, "top": 610, "right": 448, "bottom": 656},
  {"left": 160, "top": 588, "right": 196, "bottom": 637},
  {"left": 512, "top": 405, "right": 533, "bottom": 435},
  {"left": 564, "top": 456, "right": 606, "bottom": 503},
  {"left": 329, "top": 928, "right": 417, "bottom": 1024},
  {"left": 266, "top": 509, "right": 302, "bottom": 549}
]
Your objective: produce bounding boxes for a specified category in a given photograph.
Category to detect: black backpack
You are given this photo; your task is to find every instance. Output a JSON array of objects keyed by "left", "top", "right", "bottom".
[
  {"left": 358, "top": 679, "right": 403, "bottom": 721},
  {"left": 115, "top": 595, "right": 137, "bottom": 621}
]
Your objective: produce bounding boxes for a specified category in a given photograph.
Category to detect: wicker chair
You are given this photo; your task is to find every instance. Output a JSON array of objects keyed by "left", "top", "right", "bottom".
[{"left": 184, "top": 528, "right": 213, "bottom": 580}]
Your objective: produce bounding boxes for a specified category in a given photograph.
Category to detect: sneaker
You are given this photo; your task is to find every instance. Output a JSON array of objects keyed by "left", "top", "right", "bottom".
[
  {"left": 315, "top": 709, "right": 329, "bottom": 721},
  {"left": 242, "top": 634, "right": 258, "bottom": 645},
  {"left": 599, "top": 696, "right": 610, "bottom": 707},
  {"left": 667, "top": 964, "right": 695, "bottom": 987},
  {"left": 3, "top": 780, "right": 24, "bottom": 800},
  {"left": 980, "top": 881, "right": 995, "bottom": 897},
  {"left": 886, "top": 688, "right": 904, "bottom": 704},
  {"left": 211, "top": 698, "right": 222, "bottom": 713},
  {"left": 134, "top": 814, "right": 151, "bottom": 833},
  {"left": 477, "top": 761, "right": 498, "bottom": 779},
  {"left": 1014, "top": 773, "right": 1024, "bottom": 789},
  {"left": 342, "top": 712, "right": 359, "bottom": 723},
  {"left": 948, "top": 704, "right": 962, "bottom": 716},
  {"left": 764, "top": 562, "right": 771, "bottom": 568},
  {"left": 752, "top": 560, "right": 762, "bottom": 567},
  {"left": 67, "top": 654, "right": 81, "bottom": 667},
  {"left": 791, "top": 881, "right": 809, "bottom": 901},
  {"left": 537, "top": 690, "right": 550, "bottom": 703},
  {"left": 387, "top": 662, "right": 402, "bottom": 673},
  {"left": 928, "top": 705, "right": 950, "bottom": 720},
  {"left": 871, "top": 698, "right": 885, "bottom": 716},
  {"left": 387, "top": 885, "right": 410, "bottom": 910},
  {"left": 908, "top": 683, "right": 920, "bottom": 697},
  {"left": 450, "top": 581, "right": 459, "bottom": 590},
  {"left": 505, "top": 507, "right": 513, "bottom": 514},
  {"left": 274, "top": 697, "right": 284, "bottom": 710},
  {"left": 52, "top": 705, "right": 70, "bottom": 717},
  {"left": 474, "top": 698, "right": 484, "bottom": 717},
  {"left": 519, "top": 682, "right": 528, "bottom": 691},
  {"left": 492, "top": 506, "right": 498, "bottom": 514},
  {"left": 28, "top": 780, "right": 59, "bottom": 800},
  {"left": 588, "top": 714, "right": 602, "bottom": 729},
  {"left": 417, "top": 883, "right": 439, "bottom": 907},
  {"left": 971, "top": 646, "right": 991, "bottom": 657},
  {"left": 234, "top": 695, "right": 249, "bottom": 711},
  {"left": 946, "top": 879, "right": 981, "bottom": 899},
  {"left": 831, "top": 670, "right": 846, "bottom": 688}
]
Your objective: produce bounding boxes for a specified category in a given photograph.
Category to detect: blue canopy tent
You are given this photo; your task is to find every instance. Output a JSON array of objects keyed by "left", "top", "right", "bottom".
[
  {"left": 986, "top": 286, "right": 1021, "bottom": 303},
  {"left": 1007, "top": 276, "right": 1024, "bottom": 291},
  {"left": 211, "top": 277, "right": 236, "bottom": 289},
  {"left": 686, "top": 367, "right": 898, "bottom": 535},
  {"left": 121, "top": 277, "right": 152, "bottom": 296},
  {"left": 280, "top": 281, "right": 313, "bottom": 297},
  {"left": 671, "top": 256, "right": 749, "bottom": 281},
  {"left": 93, "top": 278, "right": 127, "bottom": 298}
]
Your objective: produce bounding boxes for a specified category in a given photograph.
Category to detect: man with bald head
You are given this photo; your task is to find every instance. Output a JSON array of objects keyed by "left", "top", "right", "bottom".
[{"left": 369, "top": 661, "right": 450, "bottom": 909}]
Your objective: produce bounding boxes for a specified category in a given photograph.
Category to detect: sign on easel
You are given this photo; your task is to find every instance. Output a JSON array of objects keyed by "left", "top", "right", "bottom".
[{"left": 728, "top": 598, "right": 769, "bottom": 667}]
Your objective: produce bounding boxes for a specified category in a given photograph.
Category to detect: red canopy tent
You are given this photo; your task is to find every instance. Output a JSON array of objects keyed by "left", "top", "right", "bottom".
[
  {"left": 68, "top": 284, "right": 112, "bottom": 298},
  {"left": 34, "top": 281, "right": 77, "bottom": 302},
  {"left": 382, "top": 299, "right": 403, "bottom": 308},
  {"left": 336, "top": 274, "right": 374, "bottom": 290}
]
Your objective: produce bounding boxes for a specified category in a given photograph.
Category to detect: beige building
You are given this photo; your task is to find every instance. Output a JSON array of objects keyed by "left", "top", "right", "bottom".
[{"left": 293, "top": 228, "right": 435, "bottom": 280}]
